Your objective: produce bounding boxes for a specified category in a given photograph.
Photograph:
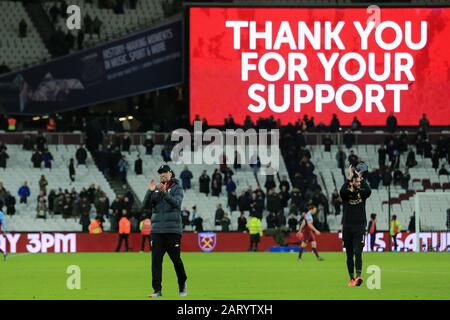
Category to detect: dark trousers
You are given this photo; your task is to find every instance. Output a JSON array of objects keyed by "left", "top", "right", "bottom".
[
  {"left": 20, "top": 196, "right": 27, "bottom": 204},
  {"left": 343, "top": 227, "right": 365, "bottom": 279},
  {"left": 151, "top": 233, "right": 187, "bottom": 293},
  {"left": 141, "top": 235, "right": 151, "bottom": 251},
  {"left": 392, "top": 235, "right": 398, "bottom": 251},
  {"left": 249, "top": 234, "right": 260, "bottom": 251},
  {"left": 369, "top": 233, "right": 376, "bottom": 251},
  {"left": 115, "top": 234, "right": 129, "bottom": 252}
]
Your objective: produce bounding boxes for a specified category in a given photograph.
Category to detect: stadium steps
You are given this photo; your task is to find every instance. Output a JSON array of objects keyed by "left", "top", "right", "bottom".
[{"left": 24, "top": 1, "right": 56, "bottom": 57}]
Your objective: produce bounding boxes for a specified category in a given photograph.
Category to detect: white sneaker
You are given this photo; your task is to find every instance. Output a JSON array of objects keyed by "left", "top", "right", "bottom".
[{"left": 179, "top": 283, "right": 187, "bottom": 297}]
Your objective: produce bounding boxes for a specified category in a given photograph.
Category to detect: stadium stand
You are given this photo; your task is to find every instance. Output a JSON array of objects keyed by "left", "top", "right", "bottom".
[
  {"left": 126, "top": 143, "right": 291, "bottom": 231},
  {"left": 0, "top": 1, "right": 51, "bottom": 70},
  {"left": 43, "top": 0, "right": 165, "bottom": 50},
  {"left": 1, "top": 144, "right": 115, "bottom": 232}
]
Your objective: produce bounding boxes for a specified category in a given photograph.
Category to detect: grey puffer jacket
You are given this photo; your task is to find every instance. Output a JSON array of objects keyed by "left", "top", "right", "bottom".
[{"left": 143, "top": 178, "right": 183, "bottom": 235}]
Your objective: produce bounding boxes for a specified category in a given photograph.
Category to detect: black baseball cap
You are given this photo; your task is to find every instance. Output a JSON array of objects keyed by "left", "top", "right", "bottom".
[{"left": 157, "top": 164, "right": 173, "bottom": 174}]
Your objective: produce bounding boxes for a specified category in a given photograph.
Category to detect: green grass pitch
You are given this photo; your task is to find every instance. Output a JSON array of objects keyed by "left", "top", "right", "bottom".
[{"left": 1, "top": 252, "right": 449, "bottom": 300}]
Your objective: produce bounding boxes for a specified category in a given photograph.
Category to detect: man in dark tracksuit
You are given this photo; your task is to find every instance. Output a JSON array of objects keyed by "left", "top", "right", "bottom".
[
  {"left": 143, "top": 165, "right": 187, "bottom": 298},
  {"left": 340, "top": 165, "right": 371, "bottom": 287}
]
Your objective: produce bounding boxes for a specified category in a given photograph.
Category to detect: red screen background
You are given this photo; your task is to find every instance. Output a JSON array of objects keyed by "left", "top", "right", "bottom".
[{"left": 189, "top": 7, "right": 450, "bottom": 126}]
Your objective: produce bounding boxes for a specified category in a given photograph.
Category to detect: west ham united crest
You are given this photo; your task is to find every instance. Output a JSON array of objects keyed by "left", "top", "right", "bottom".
[{"left": 198, "top": 232, "right": 217, "bottom": 252}]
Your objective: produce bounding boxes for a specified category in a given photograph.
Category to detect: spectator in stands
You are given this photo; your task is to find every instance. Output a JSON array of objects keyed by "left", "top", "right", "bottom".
[
  {"left": 287, "top": 213, "right": 298, "bottom": 232},
  {"left": 215, "top": 204, "right": 225, "bottom": 226},
  {"left": 436, "top": 136, "right": 448, "bottom": 159},
  {"left": 264, "top": 175, "right": 276, "bottom": 193},
  {"left": 432, "top": 148, "right": 440, "bottom": 172},
  {"left": 18, "top": 181, "right": 30, "bottom": 205},
  {"left": 181, "top": 207, "right": 190, "bottom": 230},
  {"left": 419, "top": 113, "right": 430, "bottom": 131},
  {"left": 84, "top": 14, "right": 93, "bottom": 34},
  {"left": 49, "top": 3, "right": 60, "bottom": 24},
  {"left": 113, "top": 0, "right": 125, "bottom": 14},
  {"left": 31, "top": 150, "right": 43, "bottom": 168},
  {"left": 76, "top": 145, "right": 88, "bottom": 166},
  {"left": 0, "top": 147, "right": 9, "bottom": 168},
  {"left": 405, "top": 147, "right": 417, "bottom": 168},
  {"left": 22, "top": 134, "right": 34, "bottom": 151},
  {"left": 393, "top": 168, "right": 403, "bottom": 185},
  {"left": 36, "top": 193, "right": 47, "bottom": 219},
  {"left": 351, "top": 116, "right": 361, "bottom": 131},
  {"left": 39, "top": 175, "right": 48, "bottom": 195},
  {"left": 238, "top": 191, "right": 250, "bottom": 215},
  {"left": 161, "top": 145, "right": 171, "bottom": 162},
  {"left": 53, "top": 193, "right": 64, "bottom": 215},
  {"left": 199, "top": 170, "right": 210, "bottom": 196},
  {"left": 211, "top": 169, "right": 222, "bottom": 196},
  {"left": 95, "top": 194, "right": 110, "bottom": 218},
  {"left": 0, "top": 183, "right": 6, "bottom": 206},
  {"left": 348, "top": 150, "right": 358, "bottom": 167},
  {"left": 48, "top": 190, "right": 56, "bottom": 215},
  {"left": 60, "top": 0, "right": 68, "bottom": 18},
  {"left": 77, "top": 29, "right": 84, "bottom": 50},
  {"left": 180, "top": 166, "right": 193, "bottom": 191},
  {"left": 249, "top": 152, "right": 261, "bottom": 174},
  {"left": 400, "top": 168, "right": 411, "bottom": 190},
  {"left": 330, "top": 114, "right": 341, "bottom": 132},
  {"left": 118, "top": 155, "right": 129, "bottom": 186},
  {"left": 122, "top": 133, "right": 131, "bottom": 153},
  {"left": 331, "top": 189, "right": 342, "bottom": 215},
  {"left": 382, "top": 169, "right": 392, "bottom": 187},
  {"left": 386, "top": 113, "right": 398, "bottom": 133},
  {"left": 92, "top": 16, "right": 102, "bottom": 35},
  {"left": 35, "top": 133, "right": 47, "bottom": 152},
  {"left": 390, "top": 215, "right": 402, "bottom": 252},
  {"left": 143, "top": 135, "right": 154, "bottom": 155},
  {"left": 226, "top": 177, "right": 236, "bottom": 195},
  {"left": 335, "top": 146, "right": 346, "bottom": 177},
  {"left": 343, "top": 130, "right": 355, "bottom": 149},
  {"left": 367, "top": 169, "right": 381, "bottom": 189},
  {"left": 267, "top": 189, "right": 281, "bottom": 216},
  {"left": 378, "top": 144, "right": 387, "bottom": 169},
  {"left": 439, "top": 165, "right": 449, "bottom": 176},
  {"left": 42, "top": 148, "right": 54, "bottom": 169},
  {"left": 79, "top": 207, "right": 91, "bottom": 232},
  {"left": 4, "top": 192, "right": 16, "bottom": 216},
  {"left": 19, "top": 19, "right": 27, "bottom": 38},
  {"left": 323, "top": 135, "right": 333, "bottom": 152},
  {"left": 63, "top": 193, "right": 73, "bottom": 218},
  {"left": 228, "top": 191, "right": 237, "bottom": 212},
  {"left": 423, "top": 138, "right": 432, "bottom": 158},
  {"left": 266, "top": 211, "right": 276, "bottom": 229},
  {"left": 130, "top": 0, "right": 138, "bottom": 9},
  {"left": 192, "top": 209, "right": 204, "bottom": 232},
  {"left": 367, "top": 214, "right": 377, "bottom": 251},
  {"left": 134, "top": 154, "right": 143, "bottom": 175},
  {"left": 221, "top": 213, "right": 231, "bottom": 231},
  {"left": 408, "top": 214, "right": 416, "bottom": 233},
  {"left": 65, "top": 31, "right": 75, "bottom": 51},
  {"left": 110, "top": 195, "right": 122, "bottom": 232},
  {"left": 237, "top": 212, "right": 247, "bottom": 232},
  {"left": 280, "top": 185, "right": 290, "bottom": 209},
  {"left": 233, "top": 151, "right": 241, "bottom": 171}
]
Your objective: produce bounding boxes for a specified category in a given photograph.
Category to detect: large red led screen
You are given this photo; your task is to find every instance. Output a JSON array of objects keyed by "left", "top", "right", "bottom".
[{"left": 188, "top": 7, "right": 450, "bottom": 126}]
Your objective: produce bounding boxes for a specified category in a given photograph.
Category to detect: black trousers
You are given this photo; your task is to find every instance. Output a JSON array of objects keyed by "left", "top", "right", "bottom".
[
  {"left": 151, "top": 233, "right": 187, "bottom": 293},
  {"left": 115, "top": 234, "right": 129, "bottom": 252},
  {"left": 343, "top": 227, "right": 365, "bottom": 278},
  {"left": 249, "top": 234, "right": 260, "bottom": 251},
  {"left": 369, "top": 233, "right": 376, "bottom": 251},
  {"left": 141, "top": 235, "right": 151, "bottom": 251}
]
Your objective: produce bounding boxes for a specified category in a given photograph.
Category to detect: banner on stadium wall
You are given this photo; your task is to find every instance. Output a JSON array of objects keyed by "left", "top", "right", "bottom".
[
  {"left": 1, "top": 232, "right": 449, "bottom": 253},
  {"left": 188, "top": 7, "right": 450, "bottom": 126},
  {"left": 0, "top": 18, "right": 182, "bottom": 115}
]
